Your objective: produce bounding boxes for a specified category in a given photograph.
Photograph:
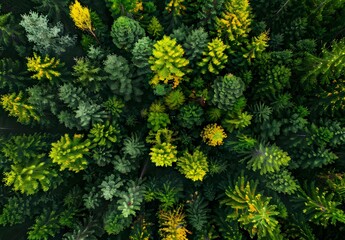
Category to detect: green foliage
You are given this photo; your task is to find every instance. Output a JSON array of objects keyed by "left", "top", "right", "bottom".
[
  {"left": 296, "top": 182, "right": 345, "bottom": 226},
  {"left": 63, "top": 217, "right": 102, "bottom": 240},
  {"left": 104, "top": 54, "right": 142, "bottom": 101},
  {"left": 164, "top": 89, "right": 186, "bottom": 110},
  {"left": 177, "top": 148, "right": 208, "bottom": 181},
  {"left": 198, "top": 38, "right": 228, "bottom": 74},
  {"left": 148, "top": 16, "right": 163, "bottom": 38},
  {"left": 122, "top": 133, "right": 146, "bottom": 159},
  {"left": 111, "top": 16, "right": 145, "bottom": 51},
  {"left": 3, "top": 156, "right": 58, "bottom": 195},
  {"left": 301, "top": 38, "right": 345, "bottom": 87},
  {"left": 88, "top": 121, "right": 119, "bottom": 148},
  {"left": 183, "top": 27, "right": 209, "bottom": 65},
  {"left": 216, "top": 0, "right": 252, "bottom": 43},
  {"left": 211, "top": 74, "right": 245, "bottom": 111},
  {"left": 148, "top": 35, "right": 189, "bottom": 88},
  {"left": 103, "top": 96, "right": 124, "bottom": 118},
  {"left": 222, "top": 111, "right": 252, "bottom": 132},
  {"left": 186, "top": 194, "right": 209, "bottom": 232},
  {"left": 28, "top": 209, "right": 74, "bottom": 240},
  {"left": 105, "top": 0, "right": 138, "bottom": 17},
  {"left": 265, "top": 169, "right": 299, "bottom": 194},
  {"left": 0, "top": 196, "right": 31, "bottom": 226},
  {"left": 132, "top": 36, "right": 154, "bottom": 71},
  {"left": 245, "top": 143, "right": 291, "bottom": 175},
  {"left": 99, "top": 174, "right": 124, "bottom": 201},
  {"left": 104, "top": 207, "right": 132, "bottom": 235},
  {"left": 177, "top": 103, "right": 204, "bottom": 129},
  {"left": 49, "top": 134, "right": 91, "bottom": 172},
  {"left": 117, "top": 181, "right": 144, "bottom": 217},
  {"left": 20, "top": 11, "right": 75, "bottom": 55},
  {"left": 1, "top": 91, "right": 40, "bottom": 125},
  {"left": 32, "top": 0, "right": 69, "bottom": 22},
  {"left": 0, "top": 58, "right": 26, "bottom": 91},
  {"left": 222, "top": 174, "right": 282, "bottom": 239},
  {"left": 0, "top": 12, "right": 22, "bottom": 47},
  {"left": 149, "top": 142, "right": 177, "bottom": 167},
  {"left": 75, "top": 101, "right": 108, "bottom": 128}
]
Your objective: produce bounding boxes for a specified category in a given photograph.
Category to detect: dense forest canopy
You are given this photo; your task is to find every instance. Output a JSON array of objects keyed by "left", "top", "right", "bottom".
[{"left": 0, "top": 0, "right": 345, "bottom": 239}]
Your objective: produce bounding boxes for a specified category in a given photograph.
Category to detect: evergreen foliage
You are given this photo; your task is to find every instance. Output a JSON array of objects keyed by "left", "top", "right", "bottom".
[
  {"left": 27, "top": 53, "right": 61, "bottom": 81},
  {"left": 111, "top": 16, "right": 145, "bottom": 51},
  {"left": 49, "top": 134, "right": 91, "bottom": 172},
  {"left": 19, "top": 11, "right": 75, "bottom": 55},
  {"left": 148, "top": 36, "right": 189, "bottom": 88},
  {"left": 2, "top": 1, "right": 345, "bottom": 239}
]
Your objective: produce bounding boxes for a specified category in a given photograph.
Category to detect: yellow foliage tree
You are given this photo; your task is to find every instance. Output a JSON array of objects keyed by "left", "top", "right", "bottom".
[
  {"left": 69, "top": 0, "right": 97, "bottom": 40},
  {"left": 159, "top": 206, "right": 191, "bottom": 240},
  {"left": 201, "top": 123, "right": 227, "bottom": 146},
  {"left": 27, "top": 53, "right": 61, "bottom": 81}
]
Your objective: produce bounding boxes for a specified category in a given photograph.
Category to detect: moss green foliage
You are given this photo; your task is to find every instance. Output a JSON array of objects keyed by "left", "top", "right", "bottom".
[
  {"left": 2, "top": 1, "right": 345, "bottom": 239},
  {"left": 49, "top": 134, "right": 91, "bottom": 172},
  {"left": 211, "top": 74, "right": 245, "bottom": 111},
  {"left": 111, "top": 16, "right": 145, "bottom": 51},
  {"left": 149, "top": 35, "right": 189, "bottom": 88}
]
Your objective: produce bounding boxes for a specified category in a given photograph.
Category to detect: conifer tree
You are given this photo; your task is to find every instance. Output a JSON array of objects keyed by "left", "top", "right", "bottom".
[
  {"left": 201, "top": 124, "right": 227, "bottom": 146},
  {"left": 147, "top": 16, "right": 163, "bottom": 39},
  {"left": 197, "top": 38, "right": 228, "bottom": 74},
  {"left": 69, "top": 0, "right": 98, "bottom": 41},
  {"left": 158, "top": 206, "right": 190, "bottom": 240},
  {"left": 49, "top": 134, "right": 91, "bottom": 172},
  {"left": 111, "top": 16, "right": 145, "bottom": 51},
  {"left": 27, "top": 53, "right": 61, "bottom": 81},
  {"left": 1, "top": 91, "right": 40, "bottom": 125},
  {"left": 148, "top": 36, "right": 189, "bottom": 88},
  {"left": 0, "top": 12, "right": 22, "bottom": 47},
  {"left": 20, "top": 11, "right": 75, "bottom": 55},
  {"left": 177, "top": 148, "right": 209, "bottom": 181},
  {"left": 215, "top": 0, "right": 252, "bottom": 44}
]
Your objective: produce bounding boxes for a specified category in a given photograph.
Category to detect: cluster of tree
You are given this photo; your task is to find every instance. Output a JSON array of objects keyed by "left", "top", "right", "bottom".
[{"left": 1, "top": 0, "right": 345, "bottom": 239}]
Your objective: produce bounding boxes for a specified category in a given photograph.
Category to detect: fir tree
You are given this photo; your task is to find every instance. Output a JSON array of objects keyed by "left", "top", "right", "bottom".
[
  {"left": 20, "top": 11, "right": 75, "bottom": 55},
  {"left": 148, "top": 35, "right": 189, "bottom": 88},
  {"left": 27, "top": 53, "right": 61, "bottom": 81},
  {"left": 49, "top": 134, "right": 91, "bottom": 172}
]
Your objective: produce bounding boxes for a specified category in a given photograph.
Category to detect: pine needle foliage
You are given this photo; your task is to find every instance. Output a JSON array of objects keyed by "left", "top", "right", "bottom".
[
  {"left": 27, "top": 53, "right": 61, "bottom": 81},
  {"left": 149, "top": 36, "right": 189, "bottom": 88}
]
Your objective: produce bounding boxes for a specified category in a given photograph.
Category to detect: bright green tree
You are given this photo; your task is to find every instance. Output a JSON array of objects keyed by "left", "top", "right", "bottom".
[
  {"left": 49, "top": 134, "right": 91, "bottom": 172},
  {"left": 177, "top": 148, "right": 209, "bottom": 181},
  {"left": 1, "top": 91, "right": 40, "bottom": 125},
  {"left": 197, "top": 38, "right": 228, "bottom": 74},
  {"left": 148, "top": 35, "right": 189, "bottom": 88}
]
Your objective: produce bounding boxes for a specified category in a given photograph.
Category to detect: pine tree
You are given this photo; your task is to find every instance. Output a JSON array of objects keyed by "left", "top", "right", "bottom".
[
  {"left": 0, "top": 58, "right": 27, "bottom": 91},
  {"left": 27, "top": 53, "right": 61, "bottom": 81},
  {"left": 0, "top": 12, "right": 22, "bottom": 47},
  {"left": 88, "top": 121, "right": 119, "bottom": 148},
  {"left": 177, "top": 148, "right": 209, "bottom": 181},
  {"left": 215, "top": 0, "right": 252, "bottom": 44},
  {"left": 111, "top": 16, "right": 145, "bottom": 51},
  {"left": 183, "top": 27, "right": 209, "bottom": 66},
  {"left": 296, "top": 182, "right": 345, "bottom": 226},
  {"left": 69, "top": 0, "right": 98, "bottom": 41},
  {"left": 20, "top": 11, "right": 75, "bottom": 55},
  {"left": 117, "top": 181, "right": 144, "bottom": 218},
  {"left": 245, "top": 143, "right": 291, "bottom": 175},
  {"left": 148, "top": 36, "right": 189, "bottom": 88},
  {"left": 49, "top": 134, "right": 91, "bottom": 172},
  {"left": 1, "top": 91, "right": 40, "bottom": 125},
  {"left": 197, "top": 38, "right": 228, "bottom": 74},
  {"left": 211, "top": 74, "right": 245, "bottom": 111},
  {"left": 201, "top": 124, "right": 227, "bottom": 146},
  {"left": 165, "top": 89, "right": 186, "bottom": 110},
  {"left": 301, "top": 38, "right": 345, "bottom": 88},
  {"left": 147, "top": 16, "right": 163, "bottom": 39},
  {"left": 177, "top": 103, "right": 204, "bottom": 129},
  {"left": 158, "top": 206, "right": 191, "bottom": 240},
  {"left": 222, "top": 174, "right": 282, "bottom": 239}
]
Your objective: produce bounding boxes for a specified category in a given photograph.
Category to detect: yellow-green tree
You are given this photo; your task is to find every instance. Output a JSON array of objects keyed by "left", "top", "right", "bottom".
[
  {"left": 27, "top": 53, "right": 61, "bottom": 81},
  {"left": 148, "top": 36, "right": 189, "bottom": 88},
  {"left": 69, "top": 0, "right": 97, "bottom": 40},
  {"left": 215, "top": 0, "right": 252, "bottom": 44},
  {"left": 1, "top": 92, "right": 40, "bottom": 125},
  {"left": 158, "top": 206, "right": 190, "bottom": 240},
  {"left": 177, "top": 149, "right": 209, "bottom": 181}
]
